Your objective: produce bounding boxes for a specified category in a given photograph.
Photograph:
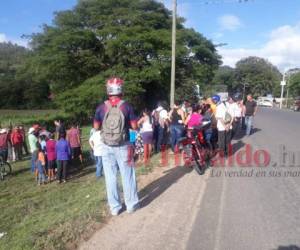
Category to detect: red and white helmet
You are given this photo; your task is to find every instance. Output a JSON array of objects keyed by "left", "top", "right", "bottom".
[{"left": 106, "top": 77, "right": 124, "bottom": 96}]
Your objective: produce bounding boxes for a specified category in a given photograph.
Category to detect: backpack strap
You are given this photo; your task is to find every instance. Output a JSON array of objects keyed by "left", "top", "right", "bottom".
[
  {"left": 223, "top": 101, "right": 228, "bottom": 110},
  {"left": 104, "top": 100, "right": 112, "bottom": 111},
  {"left": 117, "top": 100, "right": 125, "bottom": 109}
]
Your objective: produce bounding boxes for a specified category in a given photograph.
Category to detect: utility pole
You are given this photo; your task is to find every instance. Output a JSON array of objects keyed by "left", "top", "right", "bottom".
[
  {"left": 243, "top": 83, "right": 246, "bottom": 100},
  {"left": 280, "top": 73, "right": 286, "bottom": 109},
  {"left": 285, "top": 75, "right": 289, "bottom": 108},
  {"left": 170, "top": 0, "right": 176, "bottom": 108},
  {"left": 242, "top": 82, "right": 248, "bottom": 100}
]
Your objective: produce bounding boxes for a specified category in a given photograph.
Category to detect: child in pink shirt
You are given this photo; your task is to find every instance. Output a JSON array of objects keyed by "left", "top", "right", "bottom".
[{"left": 46, "top": 134, "right": 56, "bottom": 181}]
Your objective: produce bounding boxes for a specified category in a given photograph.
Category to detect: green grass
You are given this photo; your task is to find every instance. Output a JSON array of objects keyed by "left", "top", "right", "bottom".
[
  {"left": 0, "top": 163, "right": 107, "bottom": 250},
  {"left": 0, "top": 109, "right": 70, "bottom": 130},
  {"left": 0, "top": 130, "right": 157, "bottom": 249},
  {"left": 0, "top": 127, "right": 108, "bottom": 250},
  {"left": 0, "top": 110, "right": 158, "bottom": 249}
]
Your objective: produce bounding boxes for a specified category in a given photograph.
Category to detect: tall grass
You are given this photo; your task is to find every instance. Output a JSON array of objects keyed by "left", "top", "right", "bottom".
[{"left": 0, "top": 109, "right": 69, "bottom": 128}]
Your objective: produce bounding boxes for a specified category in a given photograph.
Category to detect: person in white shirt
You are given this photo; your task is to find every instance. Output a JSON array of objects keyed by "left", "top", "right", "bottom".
[
  {"left": 153, "top": 103, "right": 169, "bottom": 153},
  {"left": 215, "top": 97, "right": 234, "bottom": 157},
  {"left": 231, "top": 94, "right": 243, "bottom": 139},
  {"left": 88, "top": 122, "right": 97, "bottom": 161},
  {"left": 138, "top": 109, "right": 153, "bottom": 164},
  {"left": 89, "top": 122, "right": 104, "bottom": 178}
]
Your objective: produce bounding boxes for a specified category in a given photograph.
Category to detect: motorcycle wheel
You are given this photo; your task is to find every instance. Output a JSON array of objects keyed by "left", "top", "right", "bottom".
[
  {"left": 193, "top": 148, "right": 206, "bottom": 175},
  {"left": 0, "top": 161, "right": 12, "bottom": 180}
]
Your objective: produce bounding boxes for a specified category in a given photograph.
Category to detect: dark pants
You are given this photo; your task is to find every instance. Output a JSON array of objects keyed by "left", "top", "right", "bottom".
[
  {"left": 232, "top": 118, "right": 241, "bottom": 139},
  {"left": 211, "top": 128, "right": 218, "bottom": 150},
  {"left": 57, "top": 160, "right": 68, "bottom": 181},
  {"left": 0, "top": 149, "right": 8, "bottom": 162},
  {"left": 153, "top": 125, "right": 159, "bottom": 153},
  {"left": 22, "top": 140, "right": 29, "bottom": 155},
  {"left": 13, "top": 143, "right": 22, "bottom": 161},
  {"left": 204, "top": 129, "right": 213, "bottom": 151},
  {"left": 157, "top": 125, "right": 166, "bottom": 152},
  {"left": 242, "top": 117, "right": 246, "bottom": 130},
  {"left": 218, "top": 130, "right": 232, "bottom": 156}
]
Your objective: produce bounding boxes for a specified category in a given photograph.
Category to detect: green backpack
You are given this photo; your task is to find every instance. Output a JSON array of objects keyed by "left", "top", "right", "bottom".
[{"left": 101, "top": 100, "right": 126, "bottom": 146}]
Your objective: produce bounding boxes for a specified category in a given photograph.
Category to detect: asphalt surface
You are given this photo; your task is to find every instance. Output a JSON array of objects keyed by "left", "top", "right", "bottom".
[
  {"left": 80, "top": 107, "right": 300, "bottom": 250},
  {"left": 187, "top": 107, "right": 300, "bottom": 250}
]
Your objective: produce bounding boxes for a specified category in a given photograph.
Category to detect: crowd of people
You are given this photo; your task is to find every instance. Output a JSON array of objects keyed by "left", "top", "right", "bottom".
[
  {"left": 0, "top": 121, "right": 84, "bottom": 185},
  {"left": 90, "top": 77, "right": 257, "bottom": 216},
  {"left": 126, "top": 93, "right": 257, "bottom": 164},
  {"left": 0, "top": 125, "right": 28, "bottom": 162},
  {"left": 0, "top": 76, "right": 257, "bottom": 215}
]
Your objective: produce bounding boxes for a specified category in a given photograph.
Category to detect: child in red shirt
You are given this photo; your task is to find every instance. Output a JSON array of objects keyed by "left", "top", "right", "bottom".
[{"left": 11, "top": 127, "right": 23, "bottom": 161}]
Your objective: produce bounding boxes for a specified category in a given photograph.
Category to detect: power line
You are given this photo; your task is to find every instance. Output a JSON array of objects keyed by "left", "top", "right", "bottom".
[{"left": 179, "top": 0, "right": 255, "bottom": 5}]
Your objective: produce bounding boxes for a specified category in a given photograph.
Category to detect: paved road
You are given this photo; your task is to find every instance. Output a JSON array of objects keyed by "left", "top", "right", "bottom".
[
  {"left": 80, "top": 108, "right": 300, "bottom": 250},
  {"left": 188, "top": 107, "right": 300, "bottom": 250}
]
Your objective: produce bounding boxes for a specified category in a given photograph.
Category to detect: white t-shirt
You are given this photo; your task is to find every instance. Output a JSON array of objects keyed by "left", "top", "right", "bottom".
[
  {"left": 227, "top": 102, "right": 236, "bottom": 119},
  {"left": 89, "top": 130, "right": 104, "bottom": 157},
  {"left": 231, "top": 102, "right": 242, "bottom": 118},
  {"left": 158, "top": 109, "right": 168, "bottom": 128},
  {"left": 155, "top": 106, "right": 168, "bottom": 124},
  {"left": 216, "top": 102, "right": 234, "bottom": 131},
  {"left": 216, "top": 103, "right": 226, "bottom": 131},
  {"left": 159, "top": 109, "right": 168, "bottom": 120},
  {"left": 89, "top": 128, "right": 96, "bottom": 138},
  {"left": 141, "top": 117, "right": 153, "bottom": 133}
]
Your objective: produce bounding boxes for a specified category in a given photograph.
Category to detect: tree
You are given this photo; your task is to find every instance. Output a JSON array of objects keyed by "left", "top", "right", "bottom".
[
  {"left": 0, "top": 42, "right": 51, "bottom": 108},
  {"left": 234, "top": 57, "right": 282, "bottom": 97},
  {"left": 175, "top": 28, "right": 221, "bottom": 102},
  {"left": 0, "top": 42, "right": 28, "bottom": 108},
  {"left": 27, "top": 0, "right": 220, "bottom": 117},
  {"left": 211, "top": 66, "right": 235, "bottom": 93},
  {"left": 289, "top": 71, "right": 300, "bottom": 97}
]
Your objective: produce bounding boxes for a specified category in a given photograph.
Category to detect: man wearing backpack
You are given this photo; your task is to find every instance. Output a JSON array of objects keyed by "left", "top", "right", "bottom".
[{"left": 94, "top": 77, "right": 139, "bottom": 216}]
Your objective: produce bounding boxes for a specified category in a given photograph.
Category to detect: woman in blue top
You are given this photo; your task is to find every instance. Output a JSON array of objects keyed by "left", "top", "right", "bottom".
[{"left": 55, "top": 132, "right": 71, "bottom": 183}]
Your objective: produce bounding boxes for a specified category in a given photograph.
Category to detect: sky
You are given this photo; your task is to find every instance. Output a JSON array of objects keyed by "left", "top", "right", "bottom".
[{"left": 1, "top": 0, "right": 300, "bottom": 71}]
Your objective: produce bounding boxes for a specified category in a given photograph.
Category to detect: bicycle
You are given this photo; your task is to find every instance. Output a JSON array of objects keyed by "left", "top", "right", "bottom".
[{"left": 0, "top": 155, "right": 12, "bottom": 180}]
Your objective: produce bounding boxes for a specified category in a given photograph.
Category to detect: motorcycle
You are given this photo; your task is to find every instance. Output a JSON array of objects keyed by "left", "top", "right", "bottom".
[{"left": 178, "top": 121, "right": 212, "bottom": 175}]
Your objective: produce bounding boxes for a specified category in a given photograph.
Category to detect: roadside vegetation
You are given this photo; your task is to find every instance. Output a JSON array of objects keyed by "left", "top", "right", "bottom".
[
  {"left": 0, "top": 111, "right": 155, "bottom": 250},
  {"left": 0, "top": 111, "right": 105, "bottom": 250},
  {"left": 0, "top": 0, "right": 221, "bottom": 119},
  {"left": 0, "top": 110, "right": 68, "bottom": 128}
]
